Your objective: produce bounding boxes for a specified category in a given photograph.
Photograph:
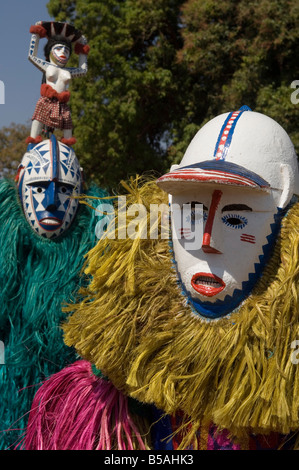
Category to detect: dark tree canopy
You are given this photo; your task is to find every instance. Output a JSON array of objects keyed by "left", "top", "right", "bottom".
[
  {"left": 177, "top": 0, "right": 299, "bottom": 151},
  {"left": 2, "top": 0, "right": 299, "bottom": 190},
  {"left": 0, "top": 124, "right": 30, "bottom": 180},
  {"left": 46, "top": 0, "right": 187, "bottom": 190}
]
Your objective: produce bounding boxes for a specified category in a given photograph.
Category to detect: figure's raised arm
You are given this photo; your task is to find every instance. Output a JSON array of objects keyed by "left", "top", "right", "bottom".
[
  {"left": 69, "top": 35, "right": 90, "bottom": 78},
  {"left": 28, "top": 22, "right": 49, "bottom": 73}
]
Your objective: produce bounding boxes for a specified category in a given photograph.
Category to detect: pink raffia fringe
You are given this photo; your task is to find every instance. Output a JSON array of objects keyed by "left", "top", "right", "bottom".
[{"left": 21, "top": 360, "right": 147, "bottom": 450}]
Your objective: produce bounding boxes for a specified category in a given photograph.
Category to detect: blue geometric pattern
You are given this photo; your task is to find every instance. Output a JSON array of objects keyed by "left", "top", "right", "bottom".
[{"left": 18, "top": 135, "right": 82, "bottom": 239}]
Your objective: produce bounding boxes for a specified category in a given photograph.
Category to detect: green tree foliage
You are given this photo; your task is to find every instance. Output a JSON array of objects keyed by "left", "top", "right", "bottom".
[
  {"left": 177, "top": 0, "right": 299, "bottom": 151},
  {"left": 47, "top": 0, "right": 186, "bottom": 189},
  {"left": 24, "top": 0, "right": 299, "bottom": 188},
  {"left": 0, "top": 123, "right": 30, "bottom": 180}
]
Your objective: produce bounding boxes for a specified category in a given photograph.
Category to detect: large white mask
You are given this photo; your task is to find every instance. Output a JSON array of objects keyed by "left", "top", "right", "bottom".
[
  {"left": 157, "top": 107, "right": 299, "bottom": 319},
  {"left": 17, "top": 136, "right": 82, "bottom": 239}
]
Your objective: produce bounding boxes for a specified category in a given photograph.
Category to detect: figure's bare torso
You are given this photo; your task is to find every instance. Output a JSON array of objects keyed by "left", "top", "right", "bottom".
[{"left": 46, "top": 65, "right": 71, "bottom": 93}]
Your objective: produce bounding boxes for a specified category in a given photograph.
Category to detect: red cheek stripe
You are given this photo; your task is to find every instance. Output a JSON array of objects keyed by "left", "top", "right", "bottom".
[
  {"left": 240, "top": 234, "right": 256, "bottom": 244},
  {"left": 202, "top": 189, "right": 222, "bottom": 253}
]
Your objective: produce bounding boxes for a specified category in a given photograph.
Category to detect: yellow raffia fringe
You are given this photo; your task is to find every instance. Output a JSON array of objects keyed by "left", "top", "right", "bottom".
[{"left": 62, "top": 177, "right": 299, "bottom": 449}]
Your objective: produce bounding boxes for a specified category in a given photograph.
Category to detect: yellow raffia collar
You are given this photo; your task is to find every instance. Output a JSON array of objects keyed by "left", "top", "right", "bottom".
[{"left": 62, "top": 178, "right": 299, "bottom": 447}]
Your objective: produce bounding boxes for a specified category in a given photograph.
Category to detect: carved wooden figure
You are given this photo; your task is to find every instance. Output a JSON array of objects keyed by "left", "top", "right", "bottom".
[{"left": 26, "top": 21, "right": 89, "bottom": 147}]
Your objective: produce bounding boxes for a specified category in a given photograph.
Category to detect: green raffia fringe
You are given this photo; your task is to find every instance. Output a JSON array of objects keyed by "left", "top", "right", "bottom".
[{"left": 0, "top": 178, "right": 108, "bottom": 449}]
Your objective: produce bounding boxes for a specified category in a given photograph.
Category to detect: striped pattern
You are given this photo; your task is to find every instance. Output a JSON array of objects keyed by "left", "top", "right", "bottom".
[
  {"left": 158, "top": 167, "right": 263, "bottom": 188},
  {"left": 213, "top": 110, "right": 244, "bottom": 160},
  {"left": 50, "top": 135, "right": 59, "bottom": 180},
  {"left": 156, "top": 106, "right": 271, "bottom": 190},
  {"left": 240, "top": 234, "right": 256, "bottom": 244}
]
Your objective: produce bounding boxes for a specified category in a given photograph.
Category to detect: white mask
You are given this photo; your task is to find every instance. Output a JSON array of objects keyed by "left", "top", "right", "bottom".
[{"left": 157, "top": 107, "right": 299, "bottom": 319}]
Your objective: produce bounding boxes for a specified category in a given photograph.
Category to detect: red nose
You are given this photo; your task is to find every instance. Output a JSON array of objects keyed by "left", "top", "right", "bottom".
[{"left": 202, "top": 190, "right": 223, "bottom": 254}]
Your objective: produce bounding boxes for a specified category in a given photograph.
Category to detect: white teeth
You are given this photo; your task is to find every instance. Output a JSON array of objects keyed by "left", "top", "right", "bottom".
[
  {"left": 41, "top": 219, "right": 60, "bottom": 225},
  {"left": 195, "top": 277, "right": 221, "bottom": 287}
]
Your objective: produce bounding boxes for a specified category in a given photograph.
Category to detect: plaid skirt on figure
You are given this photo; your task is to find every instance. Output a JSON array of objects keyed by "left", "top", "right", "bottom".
[{"left": 32, "top": 96, "right": 73, "bottom": 130}]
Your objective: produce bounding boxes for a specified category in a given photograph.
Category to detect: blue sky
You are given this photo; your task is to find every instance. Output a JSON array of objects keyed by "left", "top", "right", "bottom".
[{"left": 0, "top": 1, "right": 54, "bottom": 128}]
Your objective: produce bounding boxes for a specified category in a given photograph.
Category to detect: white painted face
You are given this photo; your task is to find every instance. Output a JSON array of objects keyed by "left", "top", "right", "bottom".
[
  {"left": 50, "top": 44, "right": 70, "bottom": 66},
  {"left": 171, "top": 184, "right": 282, "bottom": 319},
  {"left": 157, "top": 108, "right": 299, "bottom": 319}
]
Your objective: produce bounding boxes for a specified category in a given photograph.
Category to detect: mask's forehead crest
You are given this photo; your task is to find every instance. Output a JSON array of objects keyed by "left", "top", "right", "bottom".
[
  {"left": 213, "top": 106, "right": 251, "bottom": 161},
  {"left": 20, "top": 136, "right": 81, "bottom": 187},
  {"left": 20, "top": 138, "right": 57, "bottom": 182}
]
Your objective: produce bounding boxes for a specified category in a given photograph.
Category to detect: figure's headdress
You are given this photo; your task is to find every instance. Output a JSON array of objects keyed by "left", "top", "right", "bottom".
[
  {"left": 30, "top": 21, "right": 88, "bottom": 60},
  {"left": 40, "top": 21, "right": 83, "bottom": 43}
]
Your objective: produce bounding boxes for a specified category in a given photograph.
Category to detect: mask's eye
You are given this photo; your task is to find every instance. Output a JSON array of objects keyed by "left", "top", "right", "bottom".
[
  {"left": 222, "top": 213, "right": 248, "bottom": 229},
  {"left": 32, "top": 186, "right": 46, "bottom": 194},
  {"left": 183, "top": 201, "right": 206, "bottom": 225},
  {"left": 58, "top": 184, "right": 73, "bottom": 195}
]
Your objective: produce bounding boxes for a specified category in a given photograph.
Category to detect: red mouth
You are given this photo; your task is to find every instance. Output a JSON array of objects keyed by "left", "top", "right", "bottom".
[
  {"left": 191, "top": 272, "right": 225, "bottom": 297},
  {"left": 40, "top": 217, "right": 62, "bottom": 228}
]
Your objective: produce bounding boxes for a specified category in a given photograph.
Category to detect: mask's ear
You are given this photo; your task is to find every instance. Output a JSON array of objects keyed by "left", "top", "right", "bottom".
[{"left": 278, "top": 164, "right": 295, "bottom": 209}]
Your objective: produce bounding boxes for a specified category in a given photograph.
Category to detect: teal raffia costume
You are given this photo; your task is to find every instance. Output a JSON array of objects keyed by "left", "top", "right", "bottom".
[{"left": 0, "top": 136, "right": 108, "bottom": 449}]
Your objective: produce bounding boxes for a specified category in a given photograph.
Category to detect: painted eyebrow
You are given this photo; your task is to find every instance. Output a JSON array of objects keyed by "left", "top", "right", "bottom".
[
  {"left": 185, "top": 201, "right": 208, "bottom": 211},
  {"left": 221, "top": 204, "right": 252, "bottom": 212}
]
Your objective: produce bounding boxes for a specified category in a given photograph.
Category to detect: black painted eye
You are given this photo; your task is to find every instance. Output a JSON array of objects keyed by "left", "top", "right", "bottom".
[
  {"left": 61, "top": 186, "right": 67, "bottom": 193},
  {"left": 227, "top": 217, "right": 242, "bottom": 225},
  {"left": 184, "top": 201, "right": 207, "bottom": 223},
  {"left": 222, "top": 214, "right": 248, "bottom": 229},
  {"left": 37, "top": 187, "right": 43, "bottom": 193}
]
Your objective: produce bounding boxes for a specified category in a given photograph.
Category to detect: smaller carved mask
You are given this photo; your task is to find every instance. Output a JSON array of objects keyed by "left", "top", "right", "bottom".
[{"left": 17, "top": 136, "right": 82, "bottom": 239}]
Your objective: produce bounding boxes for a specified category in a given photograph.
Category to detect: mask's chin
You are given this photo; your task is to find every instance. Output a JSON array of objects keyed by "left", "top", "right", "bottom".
[
  {"left": 50, "top": 54, "right": 68, "bottom": 67},
  {"left": 176, "top": 274, "right": 253, "bottom": 320},
  {"left": 26, "top": 205, "right": 78, "bottom": 239},
  {"left": 190, "top": 272, "right": 226, "bottom": 298}
]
